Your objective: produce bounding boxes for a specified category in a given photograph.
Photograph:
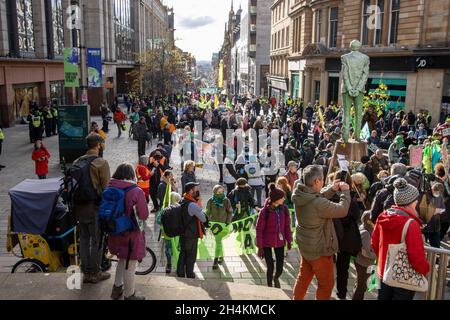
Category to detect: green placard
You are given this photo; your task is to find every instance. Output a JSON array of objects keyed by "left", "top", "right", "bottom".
[{"left": 64, "top": 48, "right": 80, "bottom": 88}]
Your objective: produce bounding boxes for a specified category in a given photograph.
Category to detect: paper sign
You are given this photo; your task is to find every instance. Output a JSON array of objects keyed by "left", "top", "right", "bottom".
[
  {"left": 337, "top": 154, "right": 349, "bottom": 172},
  {"left": 409, "top": 146, "right": 423, "bottom": 168}
]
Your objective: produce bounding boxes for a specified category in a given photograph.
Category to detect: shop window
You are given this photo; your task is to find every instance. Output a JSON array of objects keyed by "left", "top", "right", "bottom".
[{"left": 13, "top": 86, "right": 40, "bottom": 121}]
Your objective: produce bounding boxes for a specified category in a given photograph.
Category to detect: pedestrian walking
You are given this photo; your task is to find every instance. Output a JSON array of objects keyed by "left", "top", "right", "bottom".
[
  {"left": 114, "top": 107, "right": 126, "bottom": 138},
  {"left": 134, "top": 117, "right": 148, "bottom": 157},
  {"left": 31, "top": 140, "right": 50, "bottom": 179},
  {"left": 109, "top": 163, "right": 149, "bottom": 300},
  {"left": 181, "top": 160, "right": 197, "bottom": 194},
  {"left": 256, "top": 184, "right": 292, "bottom": 288}
]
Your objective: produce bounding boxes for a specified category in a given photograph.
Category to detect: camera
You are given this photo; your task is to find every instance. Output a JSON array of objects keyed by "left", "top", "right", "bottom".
[{"left": 339, "top": 171, "right": 348, "bottom": 182}]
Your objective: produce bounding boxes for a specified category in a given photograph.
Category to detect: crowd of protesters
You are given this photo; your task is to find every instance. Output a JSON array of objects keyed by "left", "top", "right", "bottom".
[{"left": 14, "top": 90, "right": 450, "bottom": 300}]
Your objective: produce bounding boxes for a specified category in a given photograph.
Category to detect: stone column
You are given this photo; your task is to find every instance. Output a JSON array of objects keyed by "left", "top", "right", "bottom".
[
  {"left": 320, "top": 69, "right": 328, "bottom": 106},
  {"left": 32, "top": 0, "right": 48, "bottom": 59},
  {"left": 0, "top": 1, "right": 9, "bottom": 56},
  {"left": 304, "top": 68, "right": 312, "bottom": 104}
]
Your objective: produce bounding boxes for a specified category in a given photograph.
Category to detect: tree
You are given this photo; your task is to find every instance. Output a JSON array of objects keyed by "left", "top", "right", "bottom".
[{"left": 127, "top": 40, "right": 192, "bottom": 98}]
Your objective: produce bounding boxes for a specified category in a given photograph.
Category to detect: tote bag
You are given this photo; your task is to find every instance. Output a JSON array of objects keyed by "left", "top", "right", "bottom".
[{"left": 382, "top": 219, "right": 429, "bottom": 292}]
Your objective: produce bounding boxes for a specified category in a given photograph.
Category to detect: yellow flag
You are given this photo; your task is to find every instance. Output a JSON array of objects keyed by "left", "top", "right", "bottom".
[{"left": 214, "top": 94, "right": 219, "bottom": 108}]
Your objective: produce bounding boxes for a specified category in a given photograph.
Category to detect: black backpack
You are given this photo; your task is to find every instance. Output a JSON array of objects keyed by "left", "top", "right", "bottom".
[
  {"left": 160, "top": 200, "right": 191, "bottom": 237},
  {"left": 66, "top": 156, "right": 100, "bottom": 204}
]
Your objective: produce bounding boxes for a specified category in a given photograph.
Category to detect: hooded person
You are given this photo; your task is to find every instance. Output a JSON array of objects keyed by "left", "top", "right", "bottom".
[
  {"left": 206, "top": 185, "right": 233, "bottom": 270},
  {"left": 228, "top": 178, "right": 255, "bottom": 221},
  {"left": 256, "top": 184, "right": 292, "bottom": 288},
  {"left": 371, "top": 178, "right": 430, "bottom": 300}
]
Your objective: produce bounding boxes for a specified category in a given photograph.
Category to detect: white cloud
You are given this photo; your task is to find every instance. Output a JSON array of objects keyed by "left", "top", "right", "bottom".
[{"left": 168, "top": 0, "right": 234, "bottom": 61}]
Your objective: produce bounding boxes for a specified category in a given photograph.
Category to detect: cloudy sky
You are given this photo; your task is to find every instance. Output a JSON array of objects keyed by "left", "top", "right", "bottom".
[{"left": 167, "top": 0, "right": 236, "bottom": 61}]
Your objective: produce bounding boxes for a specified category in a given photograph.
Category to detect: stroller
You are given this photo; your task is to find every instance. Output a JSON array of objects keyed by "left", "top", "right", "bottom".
[{"left": 7, "top": 178, "right": 78, "bottom": 273}]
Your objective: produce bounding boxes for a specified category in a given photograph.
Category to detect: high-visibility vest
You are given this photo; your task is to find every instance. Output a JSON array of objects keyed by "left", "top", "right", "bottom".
[
  {"left": 51, "top": 108, "right": 58, "bottom": 118},
  {"left": 32, "top": 114, "right": 42, "bottom": 128},
  {"left": 45, "top": 111, "right": 53, "bottom": 120},
  {"left": 0, "top": 128, "right": 4, "bottom": 140},
  {"left": 136, "top": 165, "right": 150, "bottom": 189}
]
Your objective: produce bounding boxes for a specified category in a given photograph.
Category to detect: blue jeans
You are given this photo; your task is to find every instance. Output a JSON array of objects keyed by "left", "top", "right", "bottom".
[{"left": 378, "top": 281, "right": 415, "bottom": 300}]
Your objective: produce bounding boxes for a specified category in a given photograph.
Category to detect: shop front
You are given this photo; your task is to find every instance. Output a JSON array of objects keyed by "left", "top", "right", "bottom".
[
  {"left": 267, "top": 76, "right": 289, "bottom": 102},
  {"left": 13, "top": 84, "right": 40, "bottom": 123}
]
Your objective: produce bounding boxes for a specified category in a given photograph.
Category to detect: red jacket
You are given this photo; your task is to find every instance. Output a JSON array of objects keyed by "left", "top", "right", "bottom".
[
  {"left": 371, "top": 206, "right": 430, "bottom": 279},
  {"left": 32, "top": 147, "right": 51, "bottom": 176},
  {"left": 114, "top": 111, "right": 126, "bottom": 123},
  {"left": 256, "top": 201, "right": 292, "bottom": 249}
]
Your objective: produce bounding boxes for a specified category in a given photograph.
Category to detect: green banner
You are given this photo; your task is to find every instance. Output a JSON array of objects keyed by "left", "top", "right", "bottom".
[{"left": 64, "top": 48, "right": 79, "bottom": 88}]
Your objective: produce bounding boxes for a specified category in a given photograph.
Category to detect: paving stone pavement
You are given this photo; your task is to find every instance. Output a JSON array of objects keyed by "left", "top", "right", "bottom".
[{"left": 0, "top": 114, "right": 428, "bottom": 300}]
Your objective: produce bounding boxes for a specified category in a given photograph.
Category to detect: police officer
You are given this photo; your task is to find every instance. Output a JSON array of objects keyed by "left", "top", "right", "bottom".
[
  {"left": 43, "top": 106, "right": 53, "bottom": 138},
  {"left": 27, "top": 108, "right": 44, "bottom": 143},
  {"left": 50, "top": 103, "right": 58, "bottom": 135}
]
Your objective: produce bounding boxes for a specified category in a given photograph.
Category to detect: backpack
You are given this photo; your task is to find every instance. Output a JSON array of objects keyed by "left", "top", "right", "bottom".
[
  {"left": 66, "top": 156, "right": 100, "bottom": 204},
  {"left": 98, "top": 185, "right": 138, "bottom": 235},
  {"left": 160, "top": 200, "right": 191, "bottom": 238}
]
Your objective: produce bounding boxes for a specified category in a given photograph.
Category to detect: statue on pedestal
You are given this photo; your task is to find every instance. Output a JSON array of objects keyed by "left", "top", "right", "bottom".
[{"left": 341, "top": 40, "right": 370, "bottom": 143}]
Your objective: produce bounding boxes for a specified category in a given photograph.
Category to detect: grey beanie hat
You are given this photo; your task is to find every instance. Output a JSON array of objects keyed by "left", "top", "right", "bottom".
[{"left": 393, "top": 178, "right": 419, "bottom": 206}]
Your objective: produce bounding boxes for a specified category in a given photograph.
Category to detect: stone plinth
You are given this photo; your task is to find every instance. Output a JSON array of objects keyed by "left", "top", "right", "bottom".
[{"left": 328, "top": 140, "right": 368, "bottom": 177}]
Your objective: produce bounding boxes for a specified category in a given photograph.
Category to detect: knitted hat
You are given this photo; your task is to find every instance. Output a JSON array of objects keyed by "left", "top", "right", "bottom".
[
  {"left": 393, "top": 178, "right": 419, "bottom": 206},
  {"left": 268, "top": 184, "right": 286, "bottom": 203}
]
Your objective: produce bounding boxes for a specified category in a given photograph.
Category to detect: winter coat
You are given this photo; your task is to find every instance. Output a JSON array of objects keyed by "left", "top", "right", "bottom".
[
  {"left": 181, "top": 171, "right": 197, "bottom": 194},
  {"left": 206, "top": 198, "right": 233, "bottom": 224},
  {"left": 356, "top": 225, "right": 377, "bottom": 267},
  {"left": 107, "top": 179, "right": 150, "bottom": 261},
  {"left": 292, "top": 184, "right": 351, "bottom": 261},
  {"left": 256, "top": 201, "right": 292, "bottom": 249},
  {"left": 332, "top": 192, "right": 362, "bottom": 256},
  {"left": 32, "top": 147, "right": 51, "bottom": 176},
  {"left": 284, "top": 171, "right": 299, "bottom": 190},
  {"left": 371, "top": 206, "right": 430, "bottom": 279}
]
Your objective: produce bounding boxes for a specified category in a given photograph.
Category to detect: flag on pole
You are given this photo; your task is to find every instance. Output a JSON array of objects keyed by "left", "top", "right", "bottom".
[
  {"left": 317, "top": 107, "right": 326, "bottom": 132},
  {"left": 214, "top": 94, "right": 219, "bottom": 108}
]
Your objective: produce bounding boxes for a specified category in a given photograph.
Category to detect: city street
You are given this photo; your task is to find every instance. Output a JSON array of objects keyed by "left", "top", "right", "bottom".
[{"left": 0, "top": 117, "right": 379, "bottom": 300}]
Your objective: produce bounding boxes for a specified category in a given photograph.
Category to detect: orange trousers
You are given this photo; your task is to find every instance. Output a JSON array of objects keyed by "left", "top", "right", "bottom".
[{"left": 292, "top": 255, "right": 334, "bottom": 300}]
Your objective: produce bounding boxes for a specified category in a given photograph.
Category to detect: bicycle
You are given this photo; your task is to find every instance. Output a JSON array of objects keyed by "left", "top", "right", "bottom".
[{"left": 100, "top": 232, "right": 157, "bottom": 275}]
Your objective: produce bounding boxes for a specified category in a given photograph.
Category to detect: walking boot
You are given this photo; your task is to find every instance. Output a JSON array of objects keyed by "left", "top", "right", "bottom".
[
  {"left": 267, "top": 275, "right": 273, "bottom": 288},
  {"left": 111, "top": 285, "right": 124, "bottom": 300},
  {"left": 212, "top": 258, "right": 219, "bottom": 270},
  {"left": 165, "top": 263, "right": 172, "bottom": 274},
  {"left": 91, "top": 271, "right": 111, "bottom": 283},
  {"left": 274, "top": 277, "right": 281, "bottom": 289}
]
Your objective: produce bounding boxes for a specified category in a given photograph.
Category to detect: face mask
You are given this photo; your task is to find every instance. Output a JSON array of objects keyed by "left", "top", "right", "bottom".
[{"left": 214, "top": 193, "right": 225, "bottom": 201}]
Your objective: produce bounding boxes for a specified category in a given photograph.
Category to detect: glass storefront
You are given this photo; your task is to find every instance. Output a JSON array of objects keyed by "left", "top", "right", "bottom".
[
  {"left": 50, "top": 81, "right": 64, "bottom": 105},
  {"left": 13, "top": 84, "right": 39, "bottom": 121}
]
